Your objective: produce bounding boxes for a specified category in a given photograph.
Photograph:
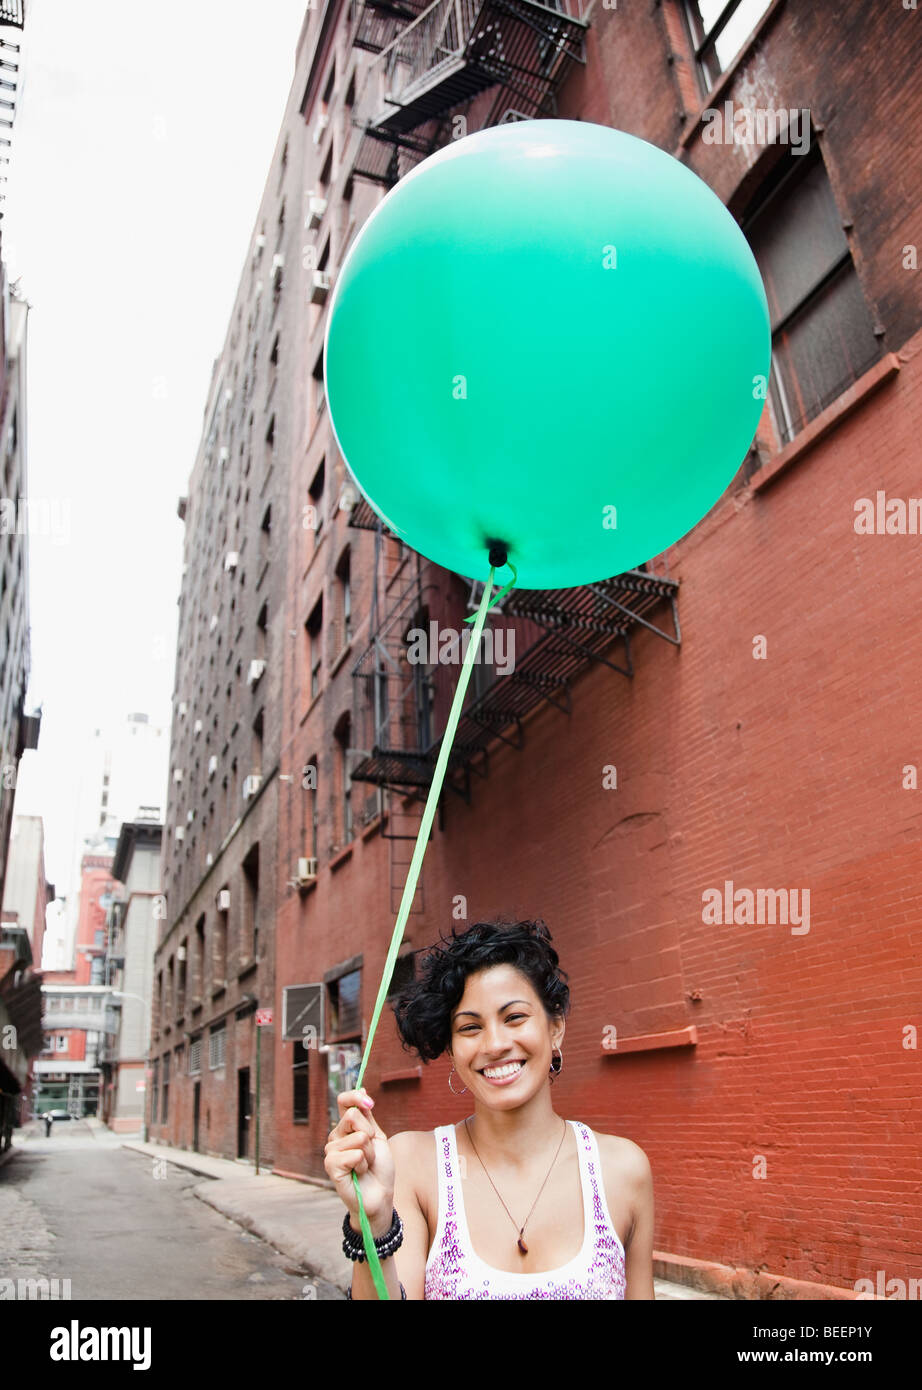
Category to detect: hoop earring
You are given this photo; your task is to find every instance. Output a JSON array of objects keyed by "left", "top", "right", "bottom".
[
  {"left": 448, "top": 1064, "right": 468, "bottom": 1095},
  {"left": 549, "top": 1044, "right": 563, "bottom": 1082}
]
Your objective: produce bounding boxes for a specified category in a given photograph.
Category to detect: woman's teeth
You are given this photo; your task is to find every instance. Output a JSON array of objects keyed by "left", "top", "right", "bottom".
[{"left": 482, "top": 1061, "right": 525, "bottom": 1079}]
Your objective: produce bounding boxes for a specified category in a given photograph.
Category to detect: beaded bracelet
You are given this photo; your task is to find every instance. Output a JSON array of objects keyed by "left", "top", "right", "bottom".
[{"left": 342, "top": 1207, "right": 404, "bottom": 1263}]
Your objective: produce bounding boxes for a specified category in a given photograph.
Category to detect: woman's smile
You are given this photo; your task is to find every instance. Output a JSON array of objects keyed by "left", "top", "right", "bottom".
[{"left": 478, "top": 1059, "right": 527, "bottom": 1085}]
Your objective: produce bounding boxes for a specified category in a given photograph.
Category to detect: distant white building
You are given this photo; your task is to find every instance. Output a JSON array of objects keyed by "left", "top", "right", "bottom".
[{"left": 99, "top": 817, "right": 162, "bottom": 1134}]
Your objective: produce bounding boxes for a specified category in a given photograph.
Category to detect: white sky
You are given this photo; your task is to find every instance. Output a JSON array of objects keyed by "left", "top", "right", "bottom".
[{"left": 5, "top": 0, "right": 309, "bottom": 903}]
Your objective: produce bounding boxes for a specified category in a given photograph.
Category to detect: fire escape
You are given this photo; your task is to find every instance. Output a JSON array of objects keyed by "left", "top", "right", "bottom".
[
  {"left": 341, "top": 0, "right": 681, "bottom": 914},
  {"left": 347, "top": 499, "right": 681, "bottom": 814},
  {"left": 348, "top": 0, "right": 588, "bottom": 186}
]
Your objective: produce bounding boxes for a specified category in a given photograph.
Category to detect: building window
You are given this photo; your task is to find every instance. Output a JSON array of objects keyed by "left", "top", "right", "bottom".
[
  {"left": 242, "top": 843, "right": 260, "bottom": 963},
  {"left": 327, "top": 968, "right": 361, "bottom": 1040},
  {"left": 190, "top": 1036, "right": 202, "bottom": 1075},
  {"left": 293, "top": 1039, "right": 310, "bottom": 1121},
  {"left": 742, "top": 146, "right": 881, "bottom": 449},
  {"left": 161, "top": 1052, "right": 170, "bottom": 1122},
  {"left": 256, "top": 601, "right": 268, "bottom": 660},
  {"left": 209, "top": 1023, "right": 226, "bottom": 1070},
  {"left": 334, "top": 713, "right": 354, "bottom": 847},
  {"left": 683, "top": 0, "right": 773, "bottom": 93},
  {"left": 304, "top": 748, "right": 319, "bottom": 859},
  {"left": 252, "top": 706, "right": 264, "bottom": 778},
  {"left": 55, "top": 1034, "right": 67, "bottom": 1052},
  {"left": 306, "top": 597, "right": 323, "bottom": 700},
  {"left": 151, "top": 1059, "right": 159, "bottom": 1121},
  {"left": 260, "top": 504, "right": 271, "bottom": 565},
  {"left": 335, "top": 548, "right": 352, "bottom": 651},
  {"left": 264, "top": 418, "right": 275, "bottom": 476},
  {"left": 194, "top": 916, "right": 205, "bottom": 1003},
  {"left": 309, "top": 459, "right": 325, "bottom": 542},
  {"left": 312, "top": 351, "right": 325, "bottom": 421},
  {"left": 177, "top": 947, "right": 187, "bottom": 1016}
]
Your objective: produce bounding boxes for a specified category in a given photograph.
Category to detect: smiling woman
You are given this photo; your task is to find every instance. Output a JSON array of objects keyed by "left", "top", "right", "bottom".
[{"left": 323, "top": 918, "right": 655, "bottom": 1301}]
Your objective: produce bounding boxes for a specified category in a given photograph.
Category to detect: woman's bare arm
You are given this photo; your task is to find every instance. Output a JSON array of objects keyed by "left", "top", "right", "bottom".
[
  {"left": 388, "top": 1131, "right": 430, "bottom": 1300},
  {"left": 618, "top": 1139, "right": 655, "bottom": 1300}
]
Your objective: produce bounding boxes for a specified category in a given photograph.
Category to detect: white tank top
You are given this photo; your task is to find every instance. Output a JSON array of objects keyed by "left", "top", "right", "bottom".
[{"left": 424, "top": 1119, "right": 626, "bottom": 1300}]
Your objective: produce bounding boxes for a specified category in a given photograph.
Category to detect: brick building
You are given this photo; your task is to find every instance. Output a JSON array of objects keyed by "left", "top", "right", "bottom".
[
  {"left": 161, "top": 0, "right": 922, "bottom": 1297},
  {"left": 36, "top": 853, "right": 116, "bottom": 1116},
  {"left": 100, "top": 818, "right": 161, "bottom": 1134}
]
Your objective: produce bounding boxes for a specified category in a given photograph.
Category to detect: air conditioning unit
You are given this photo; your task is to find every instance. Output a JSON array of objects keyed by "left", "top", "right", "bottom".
[
  {"left": 219, "top": 446, "right": 229, "bottom": 463},
  {"left": 310, "top": 270, "right": 331, "bottom": 305},
  {"left": 296, "top": 857, "right": 318, "bottom": 887},
  {"left": 209, "top": 614, "right": 218, "bottom": 633},
  {"left": 173, "top": 768, "right": 183, "bottom": 783},
  {"left": 224, "top": 388, "right": 233, "bottom": 405},
  {"left": 339, "top": 482, "right": 358, "bottom": 512},
  {"left": 178, "top": 702, "right": 187, "bottom": 717},
  {"left": 243, "top": 774, "right": 262, "bottom": 800},
  {"left": 208, "top": 755, "right": 218, "bottom": 777},
  {"left": 186, "top": 809, "right": 194, "bottom": 823},
  {"left": 224, "top": 551, "right": 239, "bottom": 573},
  {"left": 247, "top": 658, "right": 266, "bottom": 687},
  {"left": 177, "top": 946, "right": 187, "bottom": 962},
  {"left": 272, "top": 252, "right": 284, "bottom": 272},
  {"left": 174, "top": 827, "right": 185, "bottom": 842},
  {"left": 306, "top": 196, "right": 327, "bottom": 230},
  {"left": 254, "top": 280, "right": 263, "bottom": 298},
  {"left": 193, "top": 719, "right": 203, "bottom": 735},
  {"left": 313, "top": 112, "right": 330, "bottom": 145},
  {"left": 205, "top": 852, "right": 214, "bottom": 868},
  {"left": 216, "top": 889, "right": 230, "bottom": 912},
  {"left": 252, "top": 233, "right": 265, "bottom": 261}
]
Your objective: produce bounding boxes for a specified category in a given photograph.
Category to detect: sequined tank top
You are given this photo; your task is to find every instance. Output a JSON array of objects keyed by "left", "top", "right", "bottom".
[{"left": 424, "top": 1119, "right": 626, "bottom": 1300}]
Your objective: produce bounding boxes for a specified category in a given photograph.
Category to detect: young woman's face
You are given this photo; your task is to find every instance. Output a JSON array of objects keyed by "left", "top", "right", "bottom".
[{"left": 448, "top": 964, "right": 562, "bottom": 1105}]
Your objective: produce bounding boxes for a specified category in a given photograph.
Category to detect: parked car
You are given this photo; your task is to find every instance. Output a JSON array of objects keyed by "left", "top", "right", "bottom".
[{"left": 44, "top": 1110, "right": 76, "bottom": 1122}]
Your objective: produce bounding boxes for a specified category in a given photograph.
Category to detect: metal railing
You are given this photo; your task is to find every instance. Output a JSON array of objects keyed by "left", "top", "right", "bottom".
[{"left": 372, "top": 0, "right": 585, "bottom": 87}]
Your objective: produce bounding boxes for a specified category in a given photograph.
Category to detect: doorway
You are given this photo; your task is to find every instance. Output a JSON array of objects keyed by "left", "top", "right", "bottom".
[
  {"left": 237, "top": 1067, "right": 250, "bottom": 1158},
  {"left": 193, "top": 1081, "right": 201, "bottom": 1152}
]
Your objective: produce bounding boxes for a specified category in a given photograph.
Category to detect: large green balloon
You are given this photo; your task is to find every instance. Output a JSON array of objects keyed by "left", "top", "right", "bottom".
[{"left": 325, "top": 120, "right": 770, "bottom": 590}]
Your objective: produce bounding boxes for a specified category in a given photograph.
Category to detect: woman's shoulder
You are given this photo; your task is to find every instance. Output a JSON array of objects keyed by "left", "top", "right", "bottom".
[
  {"left": 579, "top": 1122, "right": 653, "bottom": 1187},
  {"left": 388, "top": 1128, "right": 443, "bottom": 1184}
]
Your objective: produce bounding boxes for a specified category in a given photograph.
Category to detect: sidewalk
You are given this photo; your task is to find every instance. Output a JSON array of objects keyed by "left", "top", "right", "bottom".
[{"left": 120, "top": 1137, "right": 723, "bottom": 1298}]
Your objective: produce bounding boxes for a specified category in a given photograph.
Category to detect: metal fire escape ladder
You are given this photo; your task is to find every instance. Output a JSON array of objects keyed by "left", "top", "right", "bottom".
[
  {"left": 347, "top": 498, "right": 681, "bottom": 804},
  {"left": 349, "top": 0, "right": 588, "bottom": 187}
]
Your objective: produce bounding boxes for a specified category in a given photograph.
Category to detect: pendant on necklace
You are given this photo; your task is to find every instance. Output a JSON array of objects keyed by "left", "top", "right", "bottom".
[{"left": 517, "top": 1234, "right": 528, "bottom": 1255}]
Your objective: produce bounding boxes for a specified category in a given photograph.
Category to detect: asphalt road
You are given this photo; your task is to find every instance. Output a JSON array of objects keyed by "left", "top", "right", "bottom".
[{"left": 0, "top": 1122, "right": 340, "bottom": 1300}]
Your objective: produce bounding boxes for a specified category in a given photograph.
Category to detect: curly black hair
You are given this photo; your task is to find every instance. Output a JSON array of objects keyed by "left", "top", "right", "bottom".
[{"left": 390, "top": 917, "right": 570, "bottom": 1063}]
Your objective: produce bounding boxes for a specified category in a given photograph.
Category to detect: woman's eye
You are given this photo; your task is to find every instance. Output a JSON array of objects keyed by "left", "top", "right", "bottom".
[{"left": 458, "top": 1015, "right": 526, "bottom": 1033}]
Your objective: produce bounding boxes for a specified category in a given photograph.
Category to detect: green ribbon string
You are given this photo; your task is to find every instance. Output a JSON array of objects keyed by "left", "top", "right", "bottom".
[
  {"left": 349, "top": 558, "right": 512, "bottom": 1299},
  {"left": 462, "top": 562, "right": 517, "bottom": 621}
]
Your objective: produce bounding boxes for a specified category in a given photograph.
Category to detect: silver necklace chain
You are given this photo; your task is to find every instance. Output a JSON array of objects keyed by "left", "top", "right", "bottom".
[{"left": 463, "top": 1114, "right": 568, "bottom": 1254}]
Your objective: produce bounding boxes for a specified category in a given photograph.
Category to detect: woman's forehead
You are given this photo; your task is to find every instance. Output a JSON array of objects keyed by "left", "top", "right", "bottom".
[{"left": 458, "top": 964, "right": 535, "bottom": 1002}]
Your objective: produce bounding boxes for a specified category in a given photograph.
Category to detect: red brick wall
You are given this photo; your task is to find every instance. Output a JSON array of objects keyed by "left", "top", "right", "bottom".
[{"left": 267, "top": 0, "right": 922, "bottom": 1295}]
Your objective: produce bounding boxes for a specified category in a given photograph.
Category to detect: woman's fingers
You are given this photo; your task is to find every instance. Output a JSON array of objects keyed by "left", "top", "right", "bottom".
[
  {"left": 331, "top": 1106, "right": 376, "bottom": 1143},
  {"left": 337, "top": 1088, "right": 374, "bottom": 1116},
  {"left": 329, "top": 1146, "right": 369, "bottom": 1179}
]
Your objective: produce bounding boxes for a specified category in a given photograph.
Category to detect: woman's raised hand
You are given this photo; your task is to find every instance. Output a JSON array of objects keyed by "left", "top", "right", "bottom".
[{"left": 323, "top": 1088, "right": 396, "bottom": 1232}]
